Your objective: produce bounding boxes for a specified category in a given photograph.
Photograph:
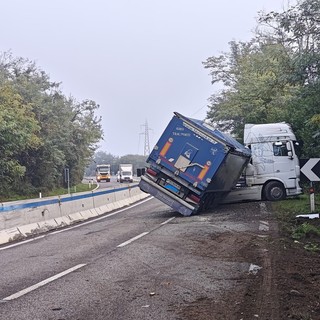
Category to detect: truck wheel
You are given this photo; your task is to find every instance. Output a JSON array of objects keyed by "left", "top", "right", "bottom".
[{"left": 264, "top": 181, "right": 286, "bottom": 201}]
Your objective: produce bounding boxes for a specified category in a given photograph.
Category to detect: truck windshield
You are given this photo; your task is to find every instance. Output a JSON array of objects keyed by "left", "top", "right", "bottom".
[
  {"left": 273, "top": 143, "right": 289, "bottom": 156},
  {"left": 98, "top": 167, "right": 110, "bottom": 172},
  {"left": 122, "top": 171, "right": 131, "bottom": 175},
  {"left": 273, "top": 141, "right": 302, "bottom": 157}
]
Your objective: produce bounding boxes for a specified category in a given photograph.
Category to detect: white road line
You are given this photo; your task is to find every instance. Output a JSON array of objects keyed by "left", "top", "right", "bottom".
[
  {"left": 2, "top": 264, "right": 86, "bottom": 301},
  {"left": 0, "top": 197, "right": 154, "bottom": 250},
  {"left": 117, "top": 217, "right": 174, "bottom": 248},
  {"left": 50, "top": 197, "right": 154, "bottom": 235},
  {"left": 0, "top": 236, "right": 45, "bottom": 251},
  {"left": 160, "top": 217, "right": 175, "bottom": 225},
  {"left": 117, "top": 232, "right": 149, "bottom": 248}
]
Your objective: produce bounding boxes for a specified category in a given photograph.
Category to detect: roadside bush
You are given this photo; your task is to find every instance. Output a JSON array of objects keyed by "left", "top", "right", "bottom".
[
  {"left": 292, "top": 222, "right": 320, "bottom": 240},
  {"left": 272, "top": 194, "right": 320, "bottom": 251}
]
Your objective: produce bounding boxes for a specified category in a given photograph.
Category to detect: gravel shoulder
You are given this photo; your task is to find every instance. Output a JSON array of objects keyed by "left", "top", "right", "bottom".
[{"left": 178, "top": 201, "right": 320, "bottom": 320}]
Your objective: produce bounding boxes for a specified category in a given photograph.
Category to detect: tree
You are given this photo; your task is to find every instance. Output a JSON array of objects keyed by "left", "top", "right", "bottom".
[
  {"left": 257, "top": 0, "right": 320, "bottom": 156},
  {"left": 203, "top": 40, "right": 297, "bottom": 137},
  {"left": 203, "top": 0, "right": 320, "bottom": 158},
  {"left": 0, "top": 82, "right": 41, "bottom": 196},
  {"left": 65, "top": 99, "right": 103, "bottom": 185},
  {"left": 0, "top": 51, "right": 103, "bottom": 196},
  {"left": 85, "top": 152, "right": 147, "bottom": 177}
]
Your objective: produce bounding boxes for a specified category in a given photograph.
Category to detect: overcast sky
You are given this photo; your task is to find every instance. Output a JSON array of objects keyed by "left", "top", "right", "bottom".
[{"left": 1, "top": 0, "right": 296, "bottom": 156}]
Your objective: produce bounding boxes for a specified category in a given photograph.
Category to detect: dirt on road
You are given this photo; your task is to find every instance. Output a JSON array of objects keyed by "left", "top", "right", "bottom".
[{"left": 177, "top": 201, "right": 320, "bottom": 320}]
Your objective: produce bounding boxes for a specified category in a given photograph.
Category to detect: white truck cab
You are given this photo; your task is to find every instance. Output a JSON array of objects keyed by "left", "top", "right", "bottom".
[
  {"left": 224, "top": 122, "right": 302, "bottom": 203},
  {"left": 118, "top": 164, "right": 133, "bottom": 183}
]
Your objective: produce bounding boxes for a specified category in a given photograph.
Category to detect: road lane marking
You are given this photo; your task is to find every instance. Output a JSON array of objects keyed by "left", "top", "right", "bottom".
[
  {"left": 50, "top": 197, "right": 154, "bottom": 234},
  {"left": 117, "top": 232, "right": 149, "bottom": 248},
  {"left": 0, "top": 197, "right": 154, "bottom": 251},
  {"left": 2, "top": 264, "right": 86, "bottom": 301},
  {"left": 160, "top": 217, "right": 175, "bottom": 225},
  {"left": 0, "top": 236, "right": 45, "bottom": 251},
  {"left": 117, "top": 217, "right": 175, "bottom": 248}
]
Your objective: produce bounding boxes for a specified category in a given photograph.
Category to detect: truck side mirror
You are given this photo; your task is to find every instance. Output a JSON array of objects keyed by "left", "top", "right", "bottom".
[
  {"left": 288, "top": 151, "right": 293, "bottom": 159},
  {"left": 286, "top": 141, "right": 292, "bottom": 151}
]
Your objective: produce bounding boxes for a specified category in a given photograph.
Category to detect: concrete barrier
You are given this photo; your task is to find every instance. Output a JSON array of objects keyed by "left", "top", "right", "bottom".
[{"left": 0, "top": 184, "right": 149, "bottom": 245}]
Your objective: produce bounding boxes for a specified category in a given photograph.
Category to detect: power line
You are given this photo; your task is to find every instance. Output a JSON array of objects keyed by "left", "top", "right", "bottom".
[{"left": 191, "top": 104, "right": 208, "bottom": 117}]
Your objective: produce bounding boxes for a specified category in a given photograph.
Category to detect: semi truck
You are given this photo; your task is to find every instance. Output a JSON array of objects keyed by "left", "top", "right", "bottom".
[
  {"left": 117, "top": 164, "right": 134, "bottom": 183},
  {"left": 139, "top": 112, "right": 302, "bottom": 216},
  {"left": 95, "top": 164, "right": 111, "bottom": 182},
  {"left": 222, "top": 122, "right": 302, "bottom": 204}
]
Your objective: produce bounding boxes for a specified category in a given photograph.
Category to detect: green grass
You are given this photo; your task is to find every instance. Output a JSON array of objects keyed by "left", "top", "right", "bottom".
[
  {"left": 292, "top": 222, "right": 320, "bottom": 240},
  {"left": 273, "top": 194, "right": 316, "bottom": 214},
  {"left": 43, "top": 182, "right": 97, "bottom": 197},
  {"left": 1, "top": 182, "right": 97, "bottom": 202},
  {"left": 272, "top": 194, "right": 320, "bottom": 249}
]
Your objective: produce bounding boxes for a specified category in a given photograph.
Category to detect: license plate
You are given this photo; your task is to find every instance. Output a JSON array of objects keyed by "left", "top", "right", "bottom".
[{"left": 164, "top": 180, "right": 181, "bottom": 193}]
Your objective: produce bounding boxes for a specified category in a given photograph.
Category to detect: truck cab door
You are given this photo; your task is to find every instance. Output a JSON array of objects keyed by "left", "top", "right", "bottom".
[{"left": 272, "top": 141, "right": 297, "bottom": 188}]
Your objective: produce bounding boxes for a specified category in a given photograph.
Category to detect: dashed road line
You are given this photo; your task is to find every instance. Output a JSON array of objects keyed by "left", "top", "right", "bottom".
[
  {"left": 117, "top": 217, "right": 175, "bottom": 248},
  {"left": 160, "top": 217, "right": 175, "bottom": 225},
  {"left": 2, "top": 264, "right": 86, "bottom": 301},
  {"left": 117, "top": 232, "right": 150, "bottom": 248},
  {"left": 51, "top": 197, "right": 154, "bottom": 234},
  {"left": 1, "top": 214, "right": 172, "bottom": 301},
  {"left": 0, "top": 199, "right": 175, "bottom": 302},
  {"left": 0, "top": 197, "right": 154, "bottom": 251}
]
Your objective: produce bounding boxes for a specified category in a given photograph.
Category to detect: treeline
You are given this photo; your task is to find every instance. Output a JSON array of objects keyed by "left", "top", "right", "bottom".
[
  {"left": 203, "top": 0, "right": 320, "bottom": 157},
  {"left": 3, "top": 0, "right": 320, "bottom": 199},
  {"left": 85, "top": 151, "right": 147, "bottom": 176},
  {"left": 0, "top": 52, "right": 102, "bottom": 199}
]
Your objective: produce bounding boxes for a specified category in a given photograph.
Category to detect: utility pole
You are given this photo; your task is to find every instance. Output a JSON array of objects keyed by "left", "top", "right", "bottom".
[{"left": 140, "top": 120, "right": 152, "bottom": 156}]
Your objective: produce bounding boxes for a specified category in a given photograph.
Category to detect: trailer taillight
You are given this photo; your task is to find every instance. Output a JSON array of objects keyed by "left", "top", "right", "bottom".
[
  {"left": 187, "top": 194, "right": 200, "bottom": 203},
  {"left": 147, "top": 168, "right": 158, "bottom": 177}
]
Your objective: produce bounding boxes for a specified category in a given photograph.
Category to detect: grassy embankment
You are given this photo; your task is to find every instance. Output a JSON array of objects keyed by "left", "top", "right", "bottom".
[
  {"left": 272, "top": 193, "right": 320, "bottom": 252},
  {"left": 1, "top": 182, "right": 97, "bottom": 202}
]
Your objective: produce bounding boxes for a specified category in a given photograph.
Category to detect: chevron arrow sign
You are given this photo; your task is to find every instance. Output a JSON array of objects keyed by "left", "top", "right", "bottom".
[{"left": 300, "top": 158, "right": 320, "bottom": 182}]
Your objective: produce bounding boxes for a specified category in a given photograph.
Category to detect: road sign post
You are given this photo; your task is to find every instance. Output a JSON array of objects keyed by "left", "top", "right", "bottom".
[
  {"left": 309, "top": 182, "right": 315, "bottom": 213},
  {"left": 64, "top": 167, "right": 70, "bottom": 195},
  {"left": 300, "top": 158, "right": 320, "bottom": 213}
]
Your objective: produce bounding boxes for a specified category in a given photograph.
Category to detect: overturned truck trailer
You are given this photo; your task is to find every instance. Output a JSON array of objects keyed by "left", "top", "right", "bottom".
[{"left": 139, "top": 112, "right": 251, "bottom": 216}]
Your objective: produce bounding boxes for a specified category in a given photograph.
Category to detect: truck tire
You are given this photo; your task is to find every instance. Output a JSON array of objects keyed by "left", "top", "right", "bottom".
[{"left": 263, "top": 181, "right": 286, "bottom": 201}]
